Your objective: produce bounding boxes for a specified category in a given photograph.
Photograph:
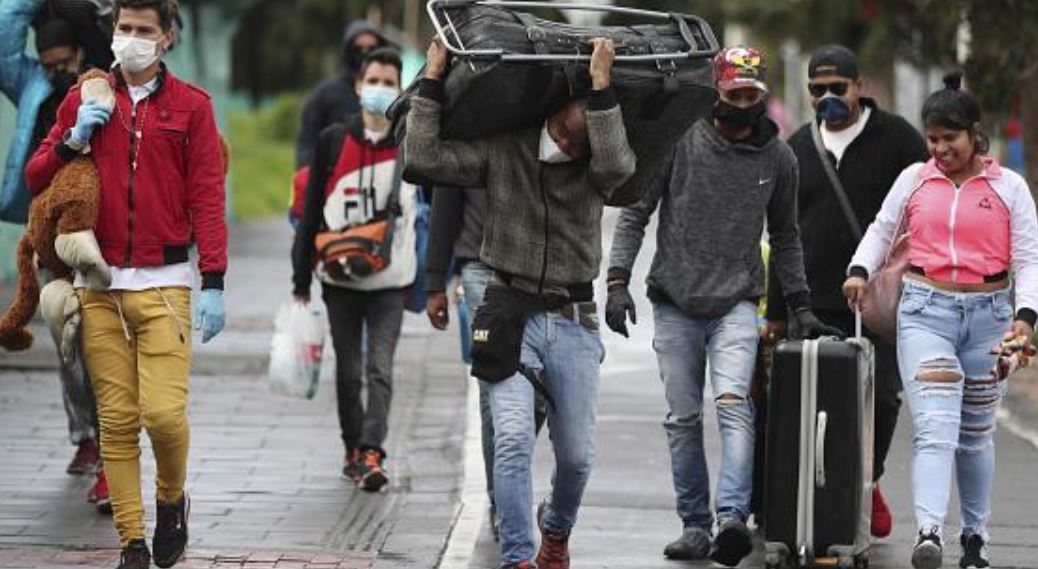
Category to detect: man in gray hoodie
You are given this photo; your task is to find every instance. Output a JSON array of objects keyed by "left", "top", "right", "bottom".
[
  {"left": 606, "top": 46, "right": 839, "bottom": 567},
  {"left": 407, "top": 38, "right": 635, "bottom": 569}
]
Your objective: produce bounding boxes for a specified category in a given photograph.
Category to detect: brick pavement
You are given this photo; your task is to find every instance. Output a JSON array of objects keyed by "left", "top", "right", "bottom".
[{"left": 0, "top": 219, "right": 469, "bottom": 568}]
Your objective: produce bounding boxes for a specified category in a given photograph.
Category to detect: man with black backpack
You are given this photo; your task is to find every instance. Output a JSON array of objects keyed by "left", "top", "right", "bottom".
[
  {"left": 765, "top": 44, "right": 928, "bottom": 539},
  {"left": 291, "top": 48, "right": 417, "bottom": 493}
]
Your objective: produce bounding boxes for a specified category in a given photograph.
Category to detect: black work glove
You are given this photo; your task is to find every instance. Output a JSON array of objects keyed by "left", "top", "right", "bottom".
[
  {"left": 605, "top": 284, "right": 637, "bottom": 337},
  {"left": 789, "top": 308, "right": 844, "bottom": 340}
]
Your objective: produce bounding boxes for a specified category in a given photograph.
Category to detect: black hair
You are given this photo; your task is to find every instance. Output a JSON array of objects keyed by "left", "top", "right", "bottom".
[
  {"left": 35, "top": 18, "right": 77, "bottom": 54},
  {"left": 922, "top": 71, "right": 989, "bottom": 154},
  {"left": 115, "top": 0, "right": 179, "bottom": 32},
  {"left": 359, "top": 47, "right": 403, "bottom": 83}
]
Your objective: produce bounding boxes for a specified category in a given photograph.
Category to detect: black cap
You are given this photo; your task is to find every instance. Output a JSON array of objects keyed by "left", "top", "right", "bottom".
[
  {"left": 35, "top": 18, "right": 77, "bottom": 54},
  {"left": 808, "top": 44, "right": 859, "bottom": 80}
]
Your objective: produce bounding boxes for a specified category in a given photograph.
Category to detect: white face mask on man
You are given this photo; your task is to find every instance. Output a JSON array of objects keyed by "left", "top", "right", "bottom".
[
  {"left": 111, "top": 35, "right": 160, "bottom": 74},
  {"left": 538, "top": 123, "right": 572, "bottom": 163}
]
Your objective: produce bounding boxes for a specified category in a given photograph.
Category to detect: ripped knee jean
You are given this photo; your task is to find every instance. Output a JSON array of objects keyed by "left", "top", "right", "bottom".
[
  {"left": 653, "top": 300, "right": 758, "bottom": 530},
  {"left": 897, "top": 279, "right": 1012, "bottom": 541}
]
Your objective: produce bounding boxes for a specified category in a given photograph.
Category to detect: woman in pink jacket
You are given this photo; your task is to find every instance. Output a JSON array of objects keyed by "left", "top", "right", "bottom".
[{"left": 843, "top": 73, "right": 1038, "bottom": 569}]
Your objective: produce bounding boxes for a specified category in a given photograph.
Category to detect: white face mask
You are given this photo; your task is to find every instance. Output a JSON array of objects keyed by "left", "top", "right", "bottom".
[
  {"left": 538, "top": 124, "right": 572, "bottom": 163},
  {"left": 112, "top": 35, "right": 160, "bottom": 74}
]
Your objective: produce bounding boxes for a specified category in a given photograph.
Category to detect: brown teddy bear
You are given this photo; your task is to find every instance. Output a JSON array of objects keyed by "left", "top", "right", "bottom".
[
  {"left": 0, "top": 69, "right": 232, "bottom": 358},
  {"left": 0, "top": 69, "right": 114, "bottom": 353}
]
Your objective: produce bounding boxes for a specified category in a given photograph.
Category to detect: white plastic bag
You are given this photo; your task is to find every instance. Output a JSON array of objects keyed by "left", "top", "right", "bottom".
[{"left": 267, "top": 301, "right": 326, "bottom": 399}]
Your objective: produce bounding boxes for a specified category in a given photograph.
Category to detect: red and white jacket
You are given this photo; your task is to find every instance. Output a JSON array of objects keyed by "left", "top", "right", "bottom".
[
  {"left": 851, "top": 157, "right": 1038, "bottom": 315},
  {"left": 25, "top": 67, "right": 227, "bottom": 289}
]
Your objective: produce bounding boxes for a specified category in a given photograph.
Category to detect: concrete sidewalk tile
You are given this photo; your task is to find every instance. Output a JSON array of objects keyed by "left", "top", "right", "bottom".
[
  {"left": 308, "top": 554, "right": 342, "bottom": 564},
  {"left": 247, "top": 551, "right": 283, "bottom": 563}
]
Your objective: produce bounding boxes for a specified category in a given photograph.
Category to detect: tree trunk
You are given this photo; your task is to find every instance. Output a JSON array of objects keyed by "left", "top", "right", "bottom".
[{"left": 1022, "top": 66, "right": 1038, "bottom": 201}]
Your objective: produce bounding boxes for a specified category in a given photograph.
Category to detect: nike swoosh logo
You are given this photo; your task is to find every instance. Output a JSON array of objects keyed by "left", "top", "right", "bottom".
[{"left": 758, "top": 178, "right": 772, "bottom": 186}]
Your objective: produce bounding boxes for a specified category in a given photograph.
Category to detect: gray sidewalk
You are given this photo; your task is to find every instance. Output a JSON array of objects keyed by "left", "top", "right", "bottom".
[{"left": 0, "top": 218, "right": 468, "bottom": 568}]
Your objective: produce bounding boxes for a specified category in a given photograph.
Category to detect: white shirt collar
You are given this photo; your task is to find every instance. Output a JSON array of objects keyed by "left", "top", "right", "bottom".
[{"left": 128, "top": 78, "right": 158, "bottom": 106}]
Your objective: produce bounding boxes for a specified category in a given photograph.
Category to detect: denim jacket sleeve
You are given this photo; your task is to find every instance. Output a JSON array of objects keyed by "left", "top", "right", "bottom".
[{"left": 0, "top": 0, "right": 47, "bottom": 102}]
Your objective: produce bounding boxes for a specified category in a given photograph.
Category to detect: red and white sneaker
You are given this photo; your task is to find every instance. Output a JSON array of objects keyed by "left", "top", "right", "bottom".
[{"left": 88, "top": 468, "right": 112, "bottom": 515}]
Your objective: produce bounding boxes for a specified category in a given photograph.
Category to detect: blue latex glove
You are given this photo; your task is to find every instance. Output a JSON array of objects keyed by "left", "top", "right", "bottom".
[
  {"left": 70, "top": 102, "right": 112, "bottom": 145},
  {"left": 194, "top": 289, "right": 225, "bottom": 344}
]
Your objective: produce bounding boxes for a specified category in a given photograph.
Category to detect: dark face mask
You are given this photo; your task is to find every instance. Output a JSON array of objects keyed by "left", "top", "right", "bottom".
[
  {"left": 713, "top": 100, "right": 766, "bottom": 130},
  {"left": 816, "top": 95, "right": 852, "bottom": 124},
  {"left": 50, "top": 70, "right": 78, "bottom": 99},
  {"left": 345, "top": 46, "right": 372, "bottom": 72}
]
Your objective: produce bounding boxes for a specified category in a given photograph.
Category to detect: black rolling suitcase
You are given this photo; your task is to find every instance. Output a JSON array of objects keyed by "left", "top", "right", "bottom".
[
  {"left": 763, "top": 318, "right": 874, "bottom": 569},
  {"left": 390, "top": 0, "right": 719, "bottom": 206}
]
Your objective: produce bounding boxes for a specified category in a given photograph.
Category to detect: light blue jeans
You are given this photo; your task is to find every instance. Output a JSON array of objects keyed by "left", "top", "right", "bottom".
[
  {"left": 484, "top": 307, "right": 604, "bottom": 563},
  {"left": 652, "top": 300, "right": 758, "bottom": 531},
  {"left": 897, "top": 278, "right": 1011, "bottom": 541},
  {"left": 461, "top": 261, "right": 547, "bottom": 509}
]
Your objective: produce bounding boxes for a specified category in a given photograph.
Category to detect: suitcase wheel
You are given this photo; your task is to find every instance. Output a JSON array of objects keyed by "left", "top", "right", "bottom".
[{"left": 764, "top": 541, "right": 791, "bottom": 569}]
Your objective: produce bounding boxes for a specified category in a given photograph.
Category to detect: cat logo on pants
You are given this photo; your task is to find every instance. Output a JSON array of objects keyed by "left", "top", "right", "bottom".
[{"left": 473, "top": 329, "right": 489, "bottom": 343}]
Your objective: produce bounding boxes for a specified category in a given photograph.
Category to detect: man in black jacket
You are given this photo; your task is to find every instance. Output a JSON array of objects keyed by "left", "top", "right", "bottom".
[
  {"left": 766, "top": 44, "right": 928, "bottom": 539},
  {"left": 295, "top": 20, "right": 387, "bottom": 169}
]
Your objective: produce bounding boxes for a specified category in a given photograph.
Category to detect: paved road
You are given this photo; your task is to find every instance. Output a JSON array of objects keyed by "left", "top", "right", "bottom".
[
  {"left": 0, "top": 219, "right": 469, "bottom": 569},
  {"left": 462, "top": 210, "right": 1038, "bottom": 569},
  {"left": 3, "top": 212, "right": 1038, "bottom": 569}
]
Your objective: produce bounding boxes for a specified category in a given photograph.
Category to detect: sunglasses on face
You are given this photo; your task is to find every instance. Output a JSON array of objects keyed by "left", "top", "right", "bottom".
[{"left": 808, "top": 81, "right": 850, "bottom": 97}]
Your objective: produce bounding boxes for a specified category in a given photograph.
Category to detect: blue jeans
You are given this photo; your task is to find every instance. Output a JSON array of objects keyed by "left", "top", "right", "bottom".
[
  {"left": 484, "top": 307, "right": 604, "bottom": 563},
  {"left": 462, "top": 261, "right": 548, "bottom": 508},
  {"left": 460, "top": 261, "right": 499, "bottom": 504},
  {"left": 652, "top": 300, "right": 758, "bottom": 531},
  {"left": 897, "top": 278, "right": 1011, "bottom": 540}
]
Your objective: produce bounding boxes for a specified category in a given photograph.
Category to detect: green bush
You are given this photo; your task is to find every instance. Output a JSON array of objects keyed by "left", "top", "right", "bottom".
[{"left": 228, "top": 94, "right": 301, "bottom": 220}]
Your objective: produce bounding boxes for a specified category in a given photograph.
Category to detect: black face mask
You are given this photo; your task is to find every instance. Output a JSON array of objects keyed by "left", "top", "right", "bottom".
[
  {"left": 345, "top": 46, "right": 372, "bottom": 72},
  {"left": 50, "top": 70, "right": 78, "bottom": 99},
  {"left": 712, "top": 100, "right": 767, "bottom": 131}
]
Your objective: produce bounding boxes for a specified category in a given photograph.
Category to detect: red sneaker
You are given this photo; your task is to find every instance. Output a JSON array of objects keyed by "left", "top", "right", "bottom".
[
  {"left": 871, "top": 484, "right": 892, "bottom": 538},
  {"left": 67, "top": 439, "right": 100, "bottom": 475},
  {"left": 536, "top": 521, "right": 571, "bottom": 569},
  {"left": 358, "top": 450, "right": 389, "bottom": 492},
  {"left": 88, "top": 468, "right": 112, "bottom": 515}
]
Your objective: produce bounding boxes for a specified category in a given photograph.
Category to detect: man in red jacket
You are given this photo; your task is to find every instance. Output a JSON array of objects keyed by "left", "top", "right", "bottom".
[{"left": 25, "top": 1, "right": 226, "bottom": 568}]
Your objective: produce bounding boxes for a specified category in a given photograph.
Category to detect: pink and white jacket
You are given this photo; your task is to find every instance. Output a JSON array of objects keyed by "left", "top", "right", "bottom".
[{"left": 850, "top": 157, "right": 1038, "bottom": 316}]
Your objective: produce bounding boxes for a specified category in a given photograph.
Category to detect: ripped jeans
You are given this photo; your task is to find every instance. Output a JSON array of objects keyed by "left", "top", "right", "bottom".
[
  {"left": 653, "top": 300, "right": 757, "bottom": 531},
  {"left": 897, "top": 278, "right": 1011, "bottom": 540}
]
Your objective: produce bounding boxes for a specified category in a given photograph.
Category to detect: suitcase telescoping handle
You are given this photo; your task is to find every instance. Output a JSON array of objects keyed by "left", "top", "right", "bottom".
[{"left": 427, "top": 0, "right": 720, "bottom": 62}]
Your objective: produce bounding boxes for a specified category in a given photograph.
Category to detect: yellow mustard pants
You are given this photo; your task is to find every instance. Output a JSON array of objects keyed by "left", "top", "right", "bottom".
[{"left": 79, "top": 288, "right": 192, "bottom": 546}]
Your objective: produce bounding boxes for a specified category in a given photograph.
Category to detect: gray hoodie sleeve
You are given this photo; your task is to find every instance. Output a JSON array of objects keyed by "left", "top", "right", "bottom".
[
  {"left": 607, "top": 149, "right": 673, "bottom": 284},
  {"left": 767, "top": 146, "right": 811, "bottom": 312},
  {"left": 586, "top": 88, "right": 638, "bottom": 199},
  {"left": 404, "top": 79, "right": 488, "bottom": 189}
]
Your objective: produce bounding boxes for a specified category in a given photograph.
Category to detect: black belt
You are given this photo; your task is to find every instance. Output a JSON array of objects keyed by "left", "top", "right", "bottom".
[
  {"left": 494, "top": 271, "right": 594, "bottom": 306},
  {"left": 909, "top": 266, "right": 1008, "bottom": 283}
]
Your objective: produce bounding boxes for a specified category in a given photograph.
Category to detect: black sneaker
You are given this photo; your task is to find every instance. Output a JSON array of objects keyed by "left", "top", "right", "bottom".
[
  {"left": 960, "top": 533, "right": 990, "bottom": 568},
  {"left": 710, "top": 518, "right": 753, "bottom": 567},
  {"left": 358, "top": 450, "right": 389, "bottom": 492},
  {"left": 664, "top": 526, "right": 712, "bottom": 560},
  {"left": 153, "top": 493, "right": 190, "bottom": 568},
  {"left": 117, "top": 539, "right": 150, "bottom": 569},
  {"left": 912, "top": 528, "right": 943, "bottom": 569}
]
